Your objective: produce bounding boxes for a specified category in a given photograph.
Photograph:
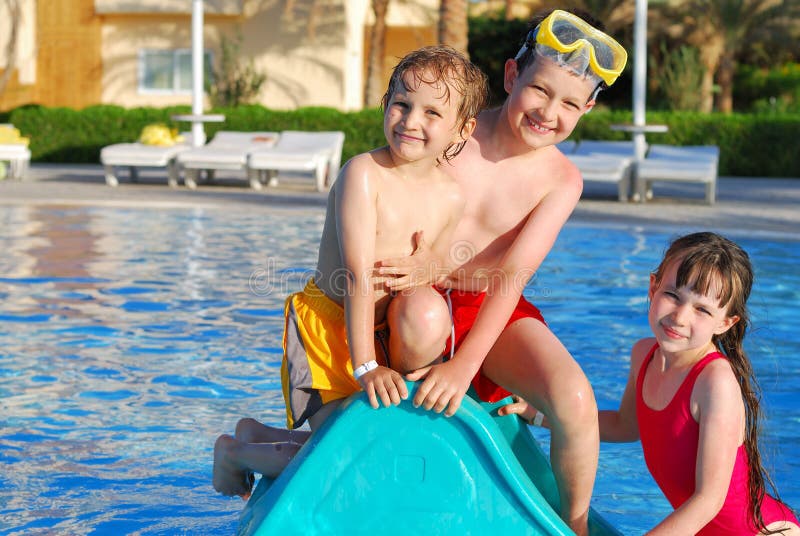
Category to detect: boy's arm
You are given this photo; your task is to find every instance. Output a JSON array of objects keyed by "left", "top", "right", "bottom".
[
  {"left": 645, "top": 361, "right": 742, "bottom": 535},
  {"left": 598, "top": 338, "right": 652, "bottom": 442},
  {"left": 336, "top": 159, "right": 407, "bottom": 408},
  {"left": 409, "top": 173, "right": 582, "bottom": 415}
]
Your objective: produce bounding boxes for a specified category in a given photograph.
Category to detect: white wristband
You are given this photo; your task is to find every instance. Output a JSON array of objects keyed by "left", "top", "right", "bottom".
[
  {"left": 531, "top": 411, "right": 545, "bottom": 427},
  {"left": 353, "top": 360, "right": 378, "bottom": 380}
]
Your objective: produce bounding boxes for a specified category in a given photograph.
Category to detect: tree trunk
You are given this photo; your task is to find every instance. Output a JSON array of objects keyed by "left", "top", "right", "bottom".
[
  {"left": 505, "top": 0, "right": 514, "bottom": 20},
  {"left": 438, "top": 0, "right": 469, "bottom": 57},
  {"left": 695, "top": 33, "right": 724, "bottom": 113},
  {"left": 0, "top": 0, "right": 21, "bottom": 97},
  {"left": 716, "top": 49, "right": 735, "bottom": 114},
  {"left": 364, "top": 0, "right": 389, "bottom": 108}
]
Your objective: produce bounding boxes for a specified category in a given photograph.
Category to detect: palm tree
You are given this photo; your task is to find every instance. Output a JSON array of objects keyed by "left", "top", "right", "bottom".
[
  {"left": 535, "top": 0, "right": 634, "bottom": 34},
  {"left": 439, "top": 0, "right": 469, "bottom": 56},
  {"left": 0, "top": 0, "right": 21, "bottom": 97},
  {"left": 364, "top": 0, "right": 390, "bottom": 107},
  {"left": 656, "top": 0, "right": 799, "bottom": 113}
]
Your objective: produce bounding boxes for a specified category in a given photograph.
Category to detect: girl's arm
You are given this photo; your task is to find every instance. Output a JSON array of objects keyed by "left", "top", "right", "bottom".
[
  {"left": 336, "top": 159, "right": 407, "bottom": 409},
  {"left": 646, "top": 360, "right": 743, "bottom": 535},
  {"left": 598, "top": 338, "right": 653, "bottom": 442}
]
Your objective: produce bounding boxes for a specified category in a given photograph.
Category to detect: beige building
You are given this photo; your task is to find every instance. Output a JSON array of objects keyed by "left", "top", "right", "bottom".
[{"left": 0, "top": 0, "right": 439, "bottom": 112}]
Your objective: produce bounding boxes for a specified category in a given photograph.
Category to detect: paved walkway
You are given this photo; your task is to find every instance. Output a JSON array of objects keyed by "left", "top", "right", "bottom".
[{"left": 1, "top": 164, "right": 798, "bottom": 236}]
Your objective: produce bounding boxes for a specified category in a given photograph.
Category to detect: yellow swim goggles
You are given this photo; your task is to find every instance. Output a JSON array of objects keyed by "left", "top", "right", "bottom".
[{"left": 517, "top": 10, "right": 627, "bottom": 87}]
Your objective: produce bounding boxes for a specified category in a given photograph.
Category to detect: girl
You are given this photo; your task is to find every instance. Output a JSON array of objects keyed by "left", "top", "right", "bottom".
[{"left": 502, "top": 232, "right": 799, "bottom": 534}]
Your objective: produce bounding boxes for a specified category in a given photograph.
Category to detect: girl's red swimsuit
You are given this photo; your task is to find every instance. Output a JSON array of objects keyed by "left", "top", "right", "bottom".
[{"left": 636, "top": 344, "right": 797, "bottom": 534}]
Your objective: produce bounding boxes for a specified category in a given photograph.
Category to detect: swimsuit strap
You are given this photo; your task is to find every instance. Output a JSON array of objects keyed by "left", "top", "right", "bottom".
[{"left": 637, "top": 343, "right": 726, "bottom": 409}]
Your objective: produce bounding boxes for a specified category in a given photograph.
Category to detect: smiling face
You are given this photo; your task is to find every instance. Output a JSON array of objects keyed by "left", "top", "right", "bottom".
[
  {"left": 383, "top": 69, "right": 469, "bottom": 165},
  {"left": 502, "top": 55, "right": 596, "bottom": 149},
  {"left": 648, "top": 259, "right": 739, "bottom": 358}
]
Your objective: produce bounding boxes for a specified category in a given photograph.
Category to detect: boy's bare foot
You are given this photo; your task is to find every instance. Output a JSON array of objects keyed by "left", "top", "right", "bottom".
[{"left": 213, "top": 434, "right": 254, "bottom": 498}]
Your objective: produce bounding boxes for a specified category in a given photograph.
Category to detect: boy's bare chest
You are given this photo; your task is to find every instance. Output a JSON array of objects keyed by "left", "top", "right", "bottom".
[
  {"left": 374, "top": 184, "right": 449, "bottom": 254},
  {"left": 457, "top": 159, "right": 546, "bottom": 239}
]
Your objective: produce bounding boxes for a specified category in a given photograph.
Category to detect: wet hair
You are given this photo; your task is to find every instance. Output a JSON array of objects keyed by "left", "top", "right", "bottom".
[
  {"left": 652, "top": 232, "right": 794, "bottom": 533},
  {"left": 382, "top": 45, "right": 488, "bottom": 161},
  {"left": 514, "top": 8, "right": 606, "bottom": 101}
]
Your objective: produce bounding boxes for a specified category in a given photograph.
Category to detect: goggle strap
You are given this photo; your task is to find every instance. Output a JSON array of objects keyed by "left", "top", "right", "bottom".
[{"left": 514, "top": 28, "right": 538, "bottom": 61}]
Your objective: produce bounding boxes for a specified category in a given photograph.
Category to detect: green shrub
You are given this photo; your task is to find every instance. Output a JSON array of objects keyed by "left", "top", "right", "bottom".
[
  {"left": 651, "top": 43, "right": 704, "bottom": 111},
  {"left": 734, "top": 63, "right": 800, "bottom": 113},
  {"left": 7, "top": 104, "right": 799, "bottom": 177},
  {"left": 467, "top": 16, "right": 529, "bottom": 105},
  {"left": 208, "top": 33, "right": 267, "bottom": 108}
]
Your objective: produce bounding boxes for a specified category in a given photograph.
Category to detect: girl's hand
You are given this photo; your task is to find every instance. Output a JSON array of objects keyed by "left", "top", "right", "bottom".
[
  {"left": 498, "top": 395, "right": 547, "bottom": 427},
  {"left": 358, "top": 366, "right": 408, "bottom": 409}
]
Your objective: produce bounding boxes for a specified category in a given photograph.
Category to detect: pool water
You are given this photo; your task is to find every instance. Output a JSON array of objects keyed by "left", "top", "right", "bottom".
[{"left": 0, "top": 205, "right": 797, "bottom": 535}]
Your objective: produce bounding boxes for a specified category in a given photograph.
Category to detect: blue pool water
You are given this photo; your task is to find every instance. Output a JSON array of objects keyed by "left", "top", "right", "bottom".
[{"left": 0, "top": 204, "right": 798, "bottom": 535}]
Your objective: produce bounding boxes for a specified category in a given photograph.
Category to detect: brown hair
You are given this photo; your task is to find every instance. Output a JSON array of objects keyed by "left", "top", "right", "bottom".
[
  {"left": 653, "top": 232, "right": 793, "bottom": 533},
  {"left": 382, "top": 45, "right": 488, "bottom": 161}
]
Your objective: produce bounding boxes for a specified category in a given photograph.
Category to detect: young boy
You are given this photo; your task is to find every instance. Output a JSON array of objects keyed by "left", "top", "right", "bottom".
[
  {"left": 212, "top": 46, "right": 488, "bottom": 498},
  {"left": 379, "top": 10, "right": 627, "bottom": 535}
]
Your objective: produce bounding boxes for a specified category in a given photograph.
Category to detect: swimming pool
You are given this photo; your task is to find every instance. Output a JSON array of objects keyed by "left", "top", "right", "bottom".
[{"left": 0, "top": 204, "right": 797, "bottom": 535}]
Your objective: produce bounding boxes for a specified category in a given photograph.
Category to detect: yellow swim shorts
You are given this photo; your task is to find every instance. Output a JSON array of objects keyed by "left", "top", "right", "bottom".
[{"left": 281, "top": 278, "right": 388, "bottom": 429}]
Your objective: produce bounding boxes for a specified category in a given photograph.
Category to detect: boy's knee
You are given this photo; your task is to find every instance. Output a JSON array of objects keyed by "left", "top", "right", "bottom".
[
  {"left": 388, "top": 289, "right": 450, "bottom": 372},
  {"left": 389, "top": 288, "right": 449, "bottom": 338},
  {"left": 549, "top": 375, "right": 597, "bottom": 428},
  {"left": 234, "top": 418, "right": 259, "bottom": 441}
]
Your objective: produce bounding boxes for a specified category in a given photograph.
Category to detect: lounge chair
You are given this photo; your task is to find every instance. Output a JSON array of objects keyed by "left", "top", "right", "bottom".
[
  {"left": 567, "top": 140, "right": 638, "bottom": 201},
  {"left": 636, "top": 144, "right": 719, "bottom": 204},
  {"left": 246, "top": 131, "right": 345, "bottom": 191},
  {"left": 177, "top": 131, "right": 279, "bottom": 189},
  {"left": 0, "top": 124, "right": 32, "bottom": 180},
  {"left": 100, "top": 133, "right": 192, "bottom": 187}
]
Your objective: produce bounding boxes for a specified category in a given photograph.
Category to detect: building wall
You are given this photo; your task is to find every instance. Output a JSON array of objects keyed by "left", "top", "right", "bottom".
[
  {"left": 0, "top": 0, "right": 38, "bottom": 110},
  {"left": 37, "top": 0, "right": 103, "bottom": 108},
  {"left": 1, "top": 0, "right": 439, "bottom": 112}
]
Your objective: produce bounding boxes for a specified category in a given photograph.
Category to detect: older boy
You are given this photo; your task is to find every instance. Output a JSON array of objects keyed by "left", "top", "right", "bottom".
[
  {"left": 212, "top": 46, "right": 488, "bottom": 498},
  {"left": 380, "top": 10, "right": 627, "bottom": 535}
]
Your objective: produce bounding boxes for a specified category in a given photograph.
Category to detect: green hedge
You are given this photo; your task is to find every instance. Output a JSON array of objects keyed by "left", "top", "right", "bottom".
[{"left": 7, "top": 104, "right": 800, "bottom": 177}]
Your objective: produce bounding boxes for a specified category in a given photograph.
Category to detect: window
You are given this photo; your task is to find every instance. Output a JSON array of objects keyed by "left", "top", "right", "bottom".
[{"left": 139, "top": 49, "right": 212, "bottom": 94}]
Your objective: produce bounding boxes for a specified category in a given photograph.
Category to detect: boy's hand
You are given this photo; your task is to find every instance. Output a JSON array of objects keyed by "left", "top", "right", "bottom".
[
  {"left": 376, "top": 231, "right": 443, "bottom": 291},
  {"left": 406, "top": 359, "right": 474, "bottom": 417},
  {"left": 358, "top": 366, "right": 408, "bottom": 409}
]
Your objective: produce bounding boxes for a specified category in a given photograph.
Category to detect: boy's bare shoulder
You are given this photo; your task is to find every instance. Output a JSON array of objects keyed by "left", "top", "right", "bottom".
[
  {"left": 335, "top": 148, "right": 391, "bottom": 188},
  {"left": 541, "top": 145, "right": 583, "bottom": 192}
]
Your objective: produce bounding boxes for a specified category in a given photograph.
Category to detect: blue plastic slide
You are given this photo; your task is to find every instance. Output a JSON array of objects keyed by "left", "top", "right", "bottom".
[{"left": 237, "top": 381, "right": 620, "bottom": 535}]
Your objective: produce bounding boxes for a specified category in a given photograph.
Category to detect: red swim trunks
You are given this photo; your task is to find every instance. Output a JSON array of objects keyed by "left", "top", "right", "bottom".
[{"left": 440, "top": 288, "right": 546, "bottom": 403}]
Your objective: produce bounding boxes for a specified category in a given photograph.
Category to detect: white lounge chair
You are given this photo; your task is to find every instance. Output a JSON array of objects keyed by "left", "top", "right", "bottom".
[
  {"left": 100, "top": 133, "right": 192, "bottom": 187},
  {"left": 177, "top": 131, "right": 279, "bottom": 189},
  {"left": 246, "top": 131, "right": 345, "bottom": 191},
  {"left": 568, "top": 140, "right": 638, "bottom": 201},
  {"left": 0, "top": 124, "right": 31, "bottom": 180},
  {"left": 636, "top": 145, "right": 719, "bottom": 205}
]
